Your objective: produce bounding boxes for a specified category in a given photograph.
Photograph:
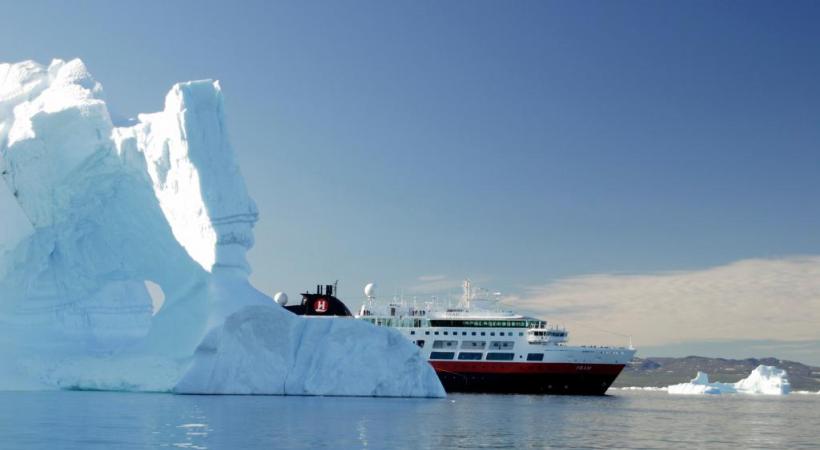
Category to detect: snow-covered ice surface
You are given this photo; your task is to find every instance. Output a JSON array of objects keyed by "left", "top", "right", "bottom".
[
  {"left": 175, "top": 305, "right": 443, "bottom": 396},
  {"left": 0, "top": 59, "right": 444, "bottom": 397},
  {"left": 667, "top": 365, "right": 791, "bottom": 396}
]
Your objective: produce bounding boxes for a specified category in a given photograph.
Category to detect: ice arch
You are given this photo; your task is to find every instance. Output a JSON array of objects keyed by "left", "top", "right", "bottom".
[{"left": 0, "top": 59, "right": 443, "bottom": 397}]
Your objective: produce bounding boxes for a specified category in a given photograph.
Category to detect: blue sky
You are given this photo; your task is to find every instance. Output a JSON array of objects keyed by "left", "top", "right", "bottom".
[{"left": 2, "top": 1, "right": 820, "bottom": 361}]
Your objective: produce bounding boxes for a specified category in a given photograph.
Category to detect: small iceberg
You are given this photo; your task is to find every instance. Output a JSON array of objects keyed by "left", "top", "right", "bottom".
[
  {"left": 667, "top": 365, "right": 791, "bottom": 396},
  {"left": 733, "top": 365, "right": 792, "bottom": 395},
  {"left": 667, "top": 371, "right": 730, "bottom": 395}
]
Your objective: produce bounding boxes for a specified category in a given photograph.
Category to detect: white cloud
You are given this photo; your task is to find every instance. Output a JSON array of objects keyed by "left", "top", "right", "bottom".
[
  {"left": 505, "top": 256, "right": 820, "bottom": 350},
  {"left": 417, "top": 274, "right": 448, "bottom": 282}
]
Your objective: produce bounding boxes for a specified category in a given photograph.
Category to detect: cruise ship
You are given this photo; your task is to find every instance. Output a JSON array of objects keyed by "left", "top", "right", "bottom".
[{"left": 356, "top": 281, "right": 636, "bottom": 395}]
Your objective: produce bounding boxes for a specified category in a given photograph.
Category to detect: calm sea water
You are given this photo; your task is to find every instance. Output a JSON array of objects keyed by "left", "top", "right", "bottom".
[{"left": 0, "top": 390, "right": 818, "bottom": 449}]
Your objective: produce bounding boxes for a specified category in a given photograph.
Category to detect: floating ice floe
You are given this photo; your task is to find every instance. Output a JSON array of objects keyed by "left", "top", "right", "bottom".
[
  {"left": 667, "top": 365, "right": 791, "bottom": 395},
  {"left": 609, "top": 386, "right": 668, "bottom": 392},
  {"left": 0, "top": 59, "right": 444, "bottom": 397}
]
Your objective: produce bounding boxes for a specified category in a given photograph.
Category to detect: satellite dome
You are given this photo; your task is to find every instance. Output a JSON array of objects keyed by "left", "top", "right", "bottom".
[
  {"left": 274, "top": 292, "right": 288, "bottom": 306},
  {"left": 364, "top": 282, "right": 376, "bottom": 298}
]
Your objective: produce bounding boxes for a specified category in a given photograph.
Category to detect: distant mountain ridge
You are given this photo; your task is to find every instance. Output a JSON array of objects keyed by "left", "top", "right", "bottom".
[{"left": 613, "top": 356, "right": 820, "bottom": 391}]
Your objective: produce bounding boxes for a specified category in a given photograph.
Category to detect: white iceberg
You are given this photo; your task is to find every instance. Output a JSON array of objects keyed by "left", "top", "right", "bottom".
[
  {"left": 667, "top": 365, "right": 791, "bottom": 396},
  {"left": 667, "top": 371, "right": 732, "bottom": 395},
  {"left": 0, "top": 59, "right": 444, "bottom": 397},
  {"left": 733, "top": 365, "right": 791, "bottom": 395},
  {"left": 175, "top": 305, "right": 443, "bottom": 396}
]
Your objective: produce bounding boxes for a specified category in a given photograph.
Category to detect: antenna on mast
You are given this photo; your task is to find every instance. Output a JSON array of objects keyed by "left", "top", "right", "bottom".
[
  {"left": 364, "top": 282, "right": 376, "bottom": 308},
  {"left": 462, "top": 279, "right": 472, "bottom": 310}
]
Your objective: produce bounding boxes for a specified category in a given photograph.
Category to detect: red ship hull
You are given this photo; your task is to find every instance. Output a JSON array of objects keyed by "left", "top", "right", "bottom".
[{"left": 430, "top": 361, "right": 626, "bottom": 395}]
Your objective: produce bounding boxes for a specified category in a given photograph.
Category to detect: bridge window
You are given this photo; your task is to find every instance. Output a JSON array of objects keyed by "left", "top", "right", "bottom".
[
  {"left": 430, "top": 352, "right": 455, "bottom": 360},
  {"left": 527, "top": 353, "right": 544, "bottom": 361},
  {"left": 457, "top": 352, "right": 483, "bottom": 360},
  {"left": 486, "top": 353, "right": 515, "bottom": 361}
]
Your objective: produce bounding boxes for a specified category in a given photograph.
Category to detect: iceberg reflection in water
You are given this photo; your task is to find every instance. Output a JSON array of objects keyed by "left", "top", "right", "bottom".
[{"left": 0, "top": 390, "right": 818, "bottom": 449}]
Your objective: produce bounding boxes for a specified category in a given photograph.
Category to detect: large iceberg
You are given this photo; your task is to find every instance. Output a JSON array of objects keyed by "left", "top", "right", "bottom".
[
  {"left": 667, "top": 365, "right": 791, "bottom": 396},
  {"left": 0, "top": 59, "right": 444, "bottom": 397}
]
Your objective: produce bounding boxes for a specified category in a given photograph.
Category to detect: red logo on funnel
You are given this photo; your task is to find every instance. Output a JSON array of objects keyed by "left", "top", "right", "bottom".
[{"left": 314, "top": 299, "right": 328, "bottom": 313}]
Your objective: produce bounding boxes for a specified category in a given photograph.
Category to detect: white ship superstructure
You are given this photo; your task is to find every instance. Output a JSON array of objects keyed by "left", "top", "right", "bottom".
[{"left": 356, "top": 281, "right": 635, "bottom": 394}]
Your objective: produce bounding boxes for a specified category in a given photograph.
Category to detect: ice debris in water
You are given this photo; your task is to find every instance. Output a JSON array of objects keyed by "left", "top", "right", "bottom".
[
  {"left": 0, "top": 58, "right": 444, "bottom": 397},
  {"left": 609, "top": 386, "right": 668, "bottom": 392},
  {"left": 667, "top": 365, "right": 791, "bottom": 396}
]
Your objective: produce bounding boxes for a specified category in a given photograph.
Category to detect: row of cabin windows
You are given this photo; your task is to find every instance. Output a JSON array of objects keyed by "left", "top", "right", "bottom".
[
  {"left": 429, "top": 320, "right": 544, "bottom": 328},
  {"left": 430, "top": 340, "right": 514, "bottom": 350},
  {"left": 420, "top": 344, "right": 545, "bottom": 362},
  {"left": 428, "top": 352, "right": 520, "bottom": 361},
  {"left": 428, "top": 352, "right": 546, "bottom": 361},
  {"left": 366, "top": 318, "right": 427, "bottom": 327},
  {"left": 411, "top": 330, "right": 524, "bottom": 337}
]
